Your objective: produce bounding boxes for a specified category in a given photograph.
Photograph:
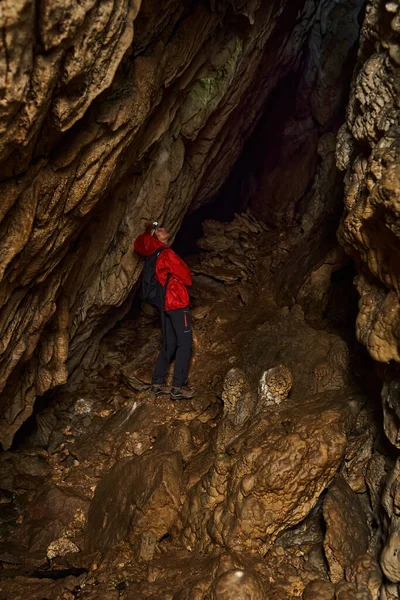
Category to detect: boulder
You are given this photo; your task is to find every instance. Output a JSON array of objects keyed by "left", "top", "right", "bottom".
[
  {"left": 322, "top": 476, "right": 369, "bottom": 583},
  {"left": 86, "top": 450, "right": 183, "bottom": 554},
  {"left": 180, "top": 390, "right": 358, "bottom": 555}
]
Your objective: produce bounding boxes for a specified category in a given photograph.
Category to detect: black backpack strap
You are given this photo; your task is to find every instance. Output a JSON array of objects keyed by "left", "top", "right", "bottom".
[
  {"left": 164, "top": 272, "right": 172, "bottom": 288},
  {"left": 156, "top": 250, "right": 170, "bottom": 352}
]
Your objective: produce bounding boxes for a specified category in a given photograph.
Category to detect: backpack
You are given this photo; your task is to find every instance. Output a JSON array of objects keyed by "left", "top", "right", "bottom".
[{"left": 142, "top": 248, "right": 170, "bottom": 309}]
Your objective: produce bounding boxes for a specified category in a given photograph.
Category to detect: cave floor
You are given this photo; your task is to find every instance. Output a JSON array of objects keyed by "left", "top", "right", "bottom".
[{"left": 0, "top": 214, "right": 384, "bottom": 600}]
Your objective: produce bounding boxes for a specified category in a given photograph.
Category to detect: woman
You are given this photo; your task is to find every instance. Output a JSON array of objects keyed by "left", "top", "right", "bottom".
[{"left": 134, "top": 224, "right": 195, "bottom": 400}]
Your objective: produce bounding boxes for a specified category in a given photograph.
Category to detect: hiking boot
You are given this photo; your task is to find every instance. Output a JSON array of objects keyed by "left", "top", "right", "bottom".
[
  {"left": 170, "top": 385, "right": 196, "bottom": 400},
  {"left": 151, "top": 384, "right": 171, "bottom": 396}
]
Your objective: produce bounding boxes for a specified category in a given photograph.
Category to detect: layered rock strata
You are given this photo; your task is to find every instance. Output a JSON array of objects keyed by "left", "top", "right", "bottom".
[
  {"left": 337, "top": 0, "right": 400, "bottom": 365},
  {"left": 337, "top": 3, "right": 400, "bottom": 587},
  {"left": 0, "top": 0, "right": 361, "bottom": 448},
  {"left": 213, "top": 0, "right": 364, "bottom": 304}
]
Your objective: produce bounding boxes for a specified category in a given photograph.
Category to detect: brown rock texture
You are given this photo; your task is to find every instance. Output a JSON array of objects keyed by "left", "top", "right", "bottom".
[
  {"left": 381, "top": 373, "right": 400, "bottom": 448},
  {"left": 216, "top": 0, "right": 364, "bottom": 305},
  {"left": 180, "top": 390, "right": 357, "bottom": 555},
  {"left": 322, "top": 475, "right": 369, "bottom": 583},
  {"left": 242, "top": 304, "right": 352, "bottom": 397},
  {"left": 86, "top": 450, "right": 183, "bottom": 554},
  {"left": 4, "top": 0, "right": 398, "bottom": 594},
  {"left": 303, "top": 579, "right": 336, "bottom": 600},
  {"left": 336, "top": 5, "right": 400, "bottom": 577},
  {"left": 0, "top": 0, "right": 362, "bottom": 449},
  {"left": 13, "top": 483, "right": 89, "bottom": 554},
  {"left": 337, "top": 0, "right": 400, "bottom": 364},
  {"left": 179, "top": 298, "right": 361, "bottom": 556},
  {"left": 211, "top": 568, "right": 266, "bottom": 599},
  {"left": 380, "top": 458, "right": 400, "bottom": 584},
  {"left": 0, "top": 213, "right": 380, "bottom": 599}
]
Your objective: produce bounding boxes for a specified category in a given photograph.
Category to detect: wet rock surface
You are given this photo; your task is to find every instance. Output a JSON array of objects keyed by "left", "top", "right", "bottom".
[
  {"left": 0, "top": 0, "right": 364, "bottom": 449},
  {"left": 1, "top": 0, "right": 399, "bottom": 597},
  {"left": 180, "top": 388, "right": 358, "bottom": 556},
  {"left": 322, "top": 475, "right": 369, "bottom": 583},
  {"left": 335, "top": 1, "right": 400, "bottom": 593},
  {"left": 86, "top": 450, "right": 183, "bottom": 556},
  {"left": 337, "top": 0, "right": 400, "bottom": 365},
  {"left": 0, "top": 214, "right": 385, "bottom": 599}
]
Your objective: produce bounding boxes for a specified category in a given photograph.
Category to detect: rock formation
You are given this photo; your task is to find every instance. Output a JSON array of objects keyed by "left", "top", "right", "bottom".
[
  {"left": 0, "top": 0, "right": 365, "bottom": 449},
  {"left": 86, "top": 450, "right": 183, "bottom": 557},
  {"left": 1, "top": 0, "right": 400, "bottom": 598},
  {"left": 337, "top": 0, "right": 400, "bottom": 365},
  {"left": 0, "top": 214, "right": 382, "bottom": 599},
  {"left": 322, "top": 475, "right": 370, "bottom": 583},
  {"left": 336, "top": 4, "right": 400, "bottom": 590}
]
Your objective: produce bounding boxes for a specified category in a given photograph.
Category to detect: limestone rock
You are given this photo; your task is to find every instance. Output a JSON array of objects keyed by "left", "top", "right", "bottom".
[
  {"left": 0, "top": 451, "right": 51, "bottom": 491},
  {"left": 303, "top": 579, "right": 335, "bottom": 600},
  {"left": 221, "top": 368, "right": 254, "bottom": 425},
  {"left": 197, "top": 235, "right": 235, "bottom": 253},
  {"left": 180, "top": 391, "right": 357, "bottom": 555},
  {"left": 211, "top": 568, "right": 266, "bottom": 599},
  {"left": 337, "top": 0, "right": 400, "bottom": 365},
  {"left": 379, "top": 457, "right": 400, "bottom": 584},
  {"left": 366, "top": 451, "right": 389, "bottom": 513},
  {"left": 257, "top": 364, "right": 293, "bottom": 408},
  {"left": 381, "top": 582, "right": 400, "bottom": 600},
  {"left": 313, "top": 341, "right": 350, "bottom": 393},
  {"left": 0, "top": 574, "right": 84, "bottom": 600},
  {"left": 296, "top": 245, "right": 348, "bottom": 320},
  {"left": 242, "top": 305, "right": 352, "bottom": 400},
  {"left": 381, "top": 457, "right": 400, "bottom": 526},
  {"left": 86, "top": 450, "right": 183, "bottom": 554},
  {"left": 347, "top": 553, "right": 382, "bottom": 600},
  {"left": 153, "top": 422, "right": 201, "bottom": 464},
  {"left": 341, "top": 425, "right": 374, "bottom": 494},
  {"left": 216, "top": 368, "right": 255, "bottom": 451},
  {"left": 175, "top": 302, "right": 360, "bottom": 557},
  {"left": 322, "top": 476, "right": 369, "bottom": 583},
  {"left": 382, "top": 377, "right": 400, "bottom": 448},
  {"left": 13, "top": 483, "right": 89, "bottom": 555},
  {"left": 381, "top": 527, "right": 400, "bottom": 583},
  {"left": 0, "top": 0, "right": 344, "bottom": 448},
  {"left": 334, "top": 581, "right": 367, "bottom": 600},
  {"left": 46, "top": 537, "right": 80, "bottom": 560}
]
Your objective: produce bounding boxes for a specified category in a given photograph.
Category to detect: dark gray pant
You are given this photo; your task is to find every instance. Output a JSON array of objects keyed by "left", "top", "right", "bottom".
[{"left": 152, "top": 308, "right": 192, "bottom": 387}]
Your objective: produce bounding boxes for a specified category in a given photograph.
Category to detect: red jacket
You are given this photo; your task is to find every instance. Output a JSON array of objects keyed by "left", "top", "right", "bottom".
[{"left": 134, "top": 233, "right": 192, "bottom": 310}]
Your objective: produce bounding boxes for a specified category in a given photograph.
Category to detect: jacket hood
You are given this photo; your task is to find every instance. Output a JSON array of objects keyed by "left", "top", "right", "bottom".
[{"left": 134, "top": 233, "right": 167, "bottom": 257}]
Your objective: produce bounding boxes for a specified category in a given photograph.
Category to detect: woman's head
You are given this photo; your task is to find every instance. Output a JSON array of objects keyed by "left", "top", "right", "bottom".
[
  {"left": 145, "top": 222, "right": 169, "bottom": 244},
  {"left": 154, "top": 227, "right": 169, "bottom": 244}
]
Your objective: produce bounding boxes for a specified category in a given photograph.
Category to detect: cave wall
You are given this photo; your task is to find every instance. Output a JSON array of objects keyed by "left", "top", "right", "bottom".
[
  {"left": 0, "top": 0, "right": 349, "bottom": 448},
  {"left": 218, "top": 0, "right": 364, "bottom": 229},
  {"left": 210, "top": 0, "right": 365, "bottom": 305},
  {"left": 337, "top": 0, "right": 400, "bottom": 366}
]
